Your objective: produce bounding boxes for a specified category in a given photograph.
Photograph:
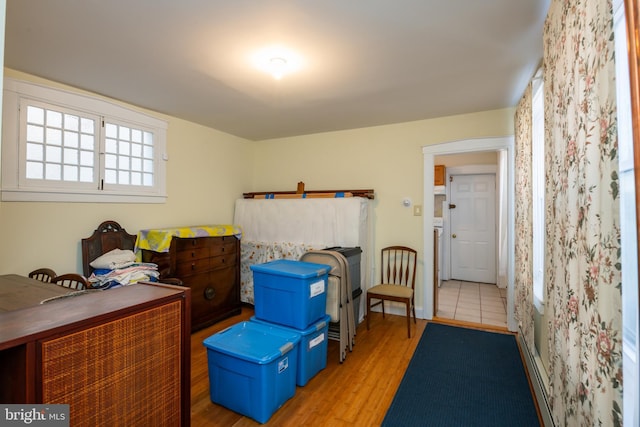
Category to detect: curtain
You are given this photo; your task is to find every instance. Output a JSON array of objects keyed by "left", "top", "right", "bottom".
[
  {"left": 514, "top": 83, "right": 535, "bottom": 352},
  {"left": 543, "top": 0, "right": 623, "bottom": 425}
]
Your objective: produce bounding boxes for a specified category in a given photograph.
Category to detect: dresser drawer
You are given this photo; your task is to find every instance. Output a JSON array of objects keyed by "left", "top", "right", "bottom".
[
  {"left": 208, "top": 235, "right": 236, "bottom": 245},
  {"left": 210, "top": 252, "right": 237, "bottom": 269},
  {"left": 211, "top": 241, "right": 236, "bottom": 257},
  {"left": 174, "top": 258, "right": 211, "bottom": 277},
  {"left": 174, "top": 237, "right": 209, "bottom": 251},
  {"left": 175, "top": 247, "right": 210, "bottom": 263}
]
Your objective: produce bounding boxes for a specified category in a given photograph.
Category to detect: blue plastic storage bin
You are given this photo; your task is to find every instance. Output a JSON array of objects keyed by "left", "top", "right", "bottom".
[
  {"left": 251, "top": 259, "right": 331, "bottom": 329},
  {"left": 203, "top": 321, "right": 300, "bottom": 424},
  {"left": 251, "top": 314, "right": 330, "bottom": 386}
]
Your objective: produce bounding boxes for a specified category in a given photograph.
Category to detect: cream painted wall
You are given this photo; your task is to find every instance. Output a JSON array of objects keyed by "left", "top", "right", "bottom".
[
  {"left": 0, "top": 67, "right": 514, "bottom": 309},
  {"left": 435, "top": 151, "right": 498, "bottom": 167},
  {"left": 251, "top": 109, "right": 515, "bottom": 309},
  {"left": 0, "top": 69, "right": 254, "bottom": 276}
]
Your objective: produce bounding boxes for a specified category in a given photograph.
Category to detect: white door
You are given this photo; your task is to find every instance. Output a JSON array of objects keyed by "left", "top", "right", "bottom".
[{"left": 449, "top": 173, "right": 496, "bottom": 283}]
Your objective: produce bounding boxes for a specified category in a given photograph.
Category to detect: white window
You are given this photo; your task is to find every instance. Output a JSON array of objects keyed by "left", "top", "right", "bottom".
[
  {"left": 531, "top": 69, "right": 545, "bottom": 311},
  {"left": 2, "top": 78, "right": 167, "bottom": 203}
]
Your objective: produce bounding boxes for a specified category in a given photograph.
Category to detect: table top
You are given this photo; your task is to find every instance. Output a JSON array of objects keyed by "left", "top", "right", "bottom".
[{"left": 0, "top": 274, "right": 73, "bottom": 312}]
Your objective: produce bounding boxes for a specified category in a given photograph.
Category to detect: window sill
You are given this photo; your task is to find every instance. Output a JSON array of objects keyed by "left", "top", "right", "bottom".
[{"left": 1, "top": 188, "right": 167, "bottom": 204}]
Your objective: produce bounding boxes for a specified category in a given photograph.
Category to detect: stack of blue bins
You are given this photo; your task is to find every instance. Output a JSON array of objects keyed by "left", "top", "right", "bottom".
[{"left": 203, "top": 259, "right": 331, "bottom": 424}]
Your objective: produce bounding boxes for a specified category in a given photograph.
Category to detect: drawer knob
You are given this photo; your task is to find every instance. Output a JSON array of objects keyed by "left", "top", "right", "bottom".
[
  {"left": 191, "top": 263, "right": 196, "bottom": 270},
  {"left": 204, "top": 287, "right": 216, "bottom": 300}
]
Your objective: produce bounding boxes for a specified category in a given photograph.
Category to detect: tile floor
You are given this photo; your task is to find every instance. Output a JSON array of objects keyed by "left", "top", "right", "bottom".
[{"left": 436, "top": 280, "right": 508, "bottom": 328}]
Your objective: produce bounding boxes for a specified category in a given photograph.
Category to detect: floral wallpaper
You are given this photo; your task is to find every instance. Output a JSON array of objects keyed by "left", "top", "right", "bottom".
[
  {"left": 542, "top": 0, "right": 623, "bottom": 425},
  {"left": 514, "top": 82, "right": 535, "bottom": 354}
]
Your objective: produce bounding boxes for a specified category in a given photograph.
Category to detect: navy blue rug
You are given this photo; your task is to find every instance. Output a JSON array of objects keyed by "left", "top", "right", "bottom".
[{"left": 382, "top": 323, "right": 540, "bottom": 427}]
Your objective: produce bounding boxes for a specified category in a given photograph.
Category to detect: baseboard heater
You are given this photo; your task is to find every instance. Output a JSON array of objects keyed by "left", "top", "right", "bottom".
[{"left": 519, "top": 330, "right": 555, "bottom": 427}]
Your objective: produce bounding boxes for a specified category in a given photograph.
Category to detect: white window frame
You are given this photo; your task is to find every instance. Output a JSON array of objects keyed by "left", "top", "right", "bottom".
[
  {"left": 613, "top": 0, "right": 639, "bottom": 425},
  {"left": 2, "top": 78, "right": 168, "bottom": 203},
  {"left": 531, "top": 68, "right": 545, "bottom": 312}
]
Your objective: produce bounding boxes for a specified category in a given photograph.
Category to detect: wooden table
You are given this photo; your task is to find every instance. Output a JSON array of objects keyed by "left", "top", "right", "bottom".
[{"left": 0, "top": 274, "right": 73, "bottom": 312}]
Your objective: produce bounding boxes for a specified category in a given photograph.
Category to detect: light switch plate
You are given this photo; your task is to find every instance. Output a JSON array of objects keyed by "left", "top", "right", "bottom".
[{"left": 413, "top": 205, "right": 422, "bottom": 216}]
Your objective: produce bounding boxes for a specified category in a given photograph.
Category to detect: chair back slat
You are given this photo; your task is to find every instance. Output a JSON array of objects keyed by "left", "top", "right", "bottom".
[
  {"left": 28, "top": 268, "right": 57, "bottom": 283},
  {"left": 52, "top": 273, "right": 88, "bottom": 290},
  {"left": 380, "top": 246, "right": 417, "bottom": 289}
]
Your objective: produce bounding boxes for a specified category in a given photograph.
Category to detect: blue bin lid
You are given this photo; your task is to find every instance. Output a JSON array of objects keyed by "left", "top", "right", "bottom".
[
  {"left": 203, "top": 321, "right": 301, "bottom": 364},
  {"left": 250, "top": 314, "right": 331, "bottom": 335},
  {"left": 250, "top": 259, "right": 331, "bottom": 278}
]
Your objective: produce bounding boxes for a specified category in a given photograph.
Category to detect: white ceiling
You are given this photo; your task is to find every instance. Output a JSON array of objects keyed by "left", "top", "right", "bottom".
[{"left": 5, "top": 0, "right": 550, "bottom": 141}]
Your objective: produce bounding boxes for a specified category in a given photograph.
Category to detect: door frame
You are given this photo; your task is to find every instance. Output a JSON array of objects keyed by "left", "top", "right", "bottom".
[{"left": 422, "top": 136, "right": 516, "bottom": 331}]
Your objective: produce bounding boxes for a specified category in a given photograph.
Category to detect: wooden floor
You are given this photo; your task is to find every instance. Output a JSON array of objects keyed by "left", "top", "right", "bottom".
[{"left": 190, "top": 307, "right": 428, "bottom": 426}]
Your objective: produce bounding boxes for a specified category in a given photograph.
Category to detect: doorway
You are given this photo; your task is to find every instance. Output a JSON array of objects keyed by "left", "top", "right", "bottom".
[
  {"left": 421, "top": 136, "right": 515, "bottom": 332},
  {"left": 436, "top": 163, "right": 506, "bottom": 327},
  {"left": 449, "top": 172, "right": 497, "bottom": 283}
]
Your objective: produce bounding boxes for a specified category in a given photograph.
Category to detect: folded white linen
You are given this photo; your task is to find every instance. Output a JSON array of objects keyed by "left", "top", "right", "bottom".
[
  {"left": 88, "top": 263, "right": 159, "bottom": 288},
  {"left": 89, "top": 248, "right": 137, "bottom": 270}
]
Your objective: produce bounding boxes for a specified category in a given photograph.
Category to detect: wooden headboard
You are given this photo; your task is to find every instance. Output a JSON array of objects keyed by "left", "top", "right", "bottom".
[{"left": 81, "top": 221, "right": 137, "bottom": 276}]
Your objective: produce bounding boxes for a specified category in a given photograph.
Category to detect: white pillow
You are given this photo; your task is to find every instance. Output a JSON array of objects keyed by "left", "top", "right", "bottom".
[{"left": 90, "top": 248, "right": 136, "bottom": 269}]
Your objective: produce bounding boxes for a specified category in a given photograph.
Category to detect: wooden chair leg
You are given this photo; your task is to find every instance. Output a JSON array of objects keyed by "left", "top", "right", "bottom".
[
  {"left": 406, "top": 301, "right": 411, "bottom": 338},
  {"left": 412, "top": 299, "right": 417, "bottom": 324},
  {"left": 366, "top": 294, "right": 371, "bottom": 330}
]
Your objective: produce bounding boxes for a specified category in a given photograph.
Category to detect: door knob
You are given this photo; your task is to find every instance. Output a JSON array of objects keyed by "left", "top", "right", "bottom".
[{"left": 452, "top": 234, "right": 457, "bottom": 238}]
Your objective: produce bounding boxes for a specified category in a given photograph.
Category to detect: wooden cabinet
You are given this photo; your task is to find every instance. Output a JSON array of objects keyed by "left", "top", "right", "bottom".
[
  {"left": 434, "top": 165, "right": 446, "bottom": 186},
  {"left": 0, "top": 281, "right": 191, "bottom": 427},
  {"left": 143, "top": 235, "right": 241, "bottom": 331}
]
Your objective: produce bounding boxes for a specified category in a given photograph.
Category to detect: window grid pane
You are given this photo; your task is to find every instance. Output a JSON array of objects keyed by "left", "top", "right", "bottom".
[
  {"left": 104, "top": 122, "right": 154, "bottom": 186},
  {"left": 25, "top": 105, "right": 95, "bottom": 184}
]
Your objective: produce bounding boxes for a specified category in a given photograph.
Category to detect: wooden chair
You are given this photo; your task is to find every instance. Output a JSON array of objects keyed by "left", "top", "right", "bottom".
[
  {"left": 28, "top": 268, "right": 57, "bottom": 283},
  {"left": 52, "top": 273, "right": 89, "bottom": 290},
  {"left": 81, "top": 221, "right": 137, "bottom": 277},
  {"left": 366, "top": 246, "right": 418, "bottom": 338}
]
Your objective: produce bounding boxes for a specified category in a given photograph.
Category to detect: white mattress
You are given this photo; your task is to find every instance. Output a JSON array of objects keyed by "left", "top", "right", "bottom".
[{"left": 235, "top": 198, "right": 367, "bottom": 246}]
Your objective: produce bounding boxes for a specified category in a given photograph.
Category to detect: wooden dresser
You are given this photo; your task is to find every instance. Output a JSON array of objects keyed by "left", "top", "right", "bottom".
[
  {"left": 138, "top": 225, "right": 242, "bottom": 331},
  {"left": 0, "top": 279, "right": 191, "bottom": 427}
]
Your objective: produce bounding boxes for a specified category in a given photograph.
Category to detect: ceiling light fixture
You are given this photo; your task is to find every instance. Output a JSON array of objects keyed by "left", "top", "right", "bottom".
[
  {"left": 252, "top": 46, "right": 304, "bottom": 80},
  {"left": 269, "top": 57, "right": 287, "bottom": 80}
]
